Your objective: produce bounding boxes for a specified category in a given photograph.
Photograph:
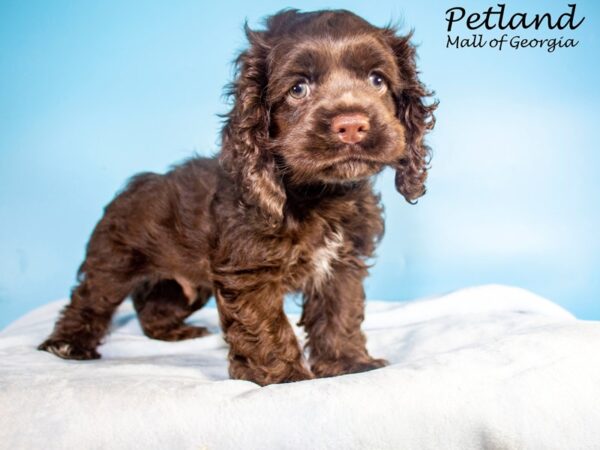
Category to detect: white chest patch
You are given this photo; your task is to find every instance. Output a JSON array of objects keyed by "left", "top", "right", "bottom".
[{"left": 311, "top": 231, "right": 344, "bottom": 287}]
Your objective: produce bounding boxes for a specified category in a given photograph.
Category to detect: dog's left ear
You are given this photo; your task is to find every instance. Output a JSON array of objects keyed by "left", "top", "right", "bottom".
[
  {"left": 384, "top": 30, "right": 438, "bottom": 203},
  {"left": 220, "top": 24, "right": 286, "bottom": 225}
]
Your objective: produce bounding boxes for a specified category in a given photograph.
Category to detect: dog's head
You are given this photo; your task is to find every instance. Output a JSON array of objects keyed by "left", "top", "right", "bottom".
[{"left": 221, "top": 9, "right": 437, "bottom": 223}]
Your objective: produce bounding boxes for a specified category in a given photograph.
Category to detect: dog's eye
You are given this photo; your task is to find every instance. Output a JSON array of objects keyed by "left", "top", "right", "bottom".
[
  {"left": 289, "top": 81, "right": 310, "bottom": 99},
  {"left": 368, "top": 73, "right": 387, "bottom": 91}
]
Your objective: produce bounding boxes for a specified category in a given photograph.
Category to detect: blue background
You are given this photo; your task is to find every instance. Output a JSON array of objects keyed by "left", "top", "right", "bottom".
[{"left": 1, "top": 0, "right": 599, "bottom": 329}]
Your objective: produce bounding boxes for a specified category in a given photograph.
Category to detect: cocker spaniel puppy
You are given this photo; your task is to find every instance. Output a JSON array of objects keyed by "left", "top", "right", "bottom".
[{"left": 39, "top": 9, "right": 436, "bottom": 386}]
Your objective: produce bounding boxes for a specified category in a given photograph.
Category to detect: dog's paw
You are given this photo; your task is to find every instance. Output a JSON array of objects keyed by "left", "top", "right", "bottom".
[
  {"left": 256, "top": 366, "right": 314, "bottom": 385},
  {"left": 312, "top": 356, "right": 388, "bottom": 378},
  {"left": 180, "top": 325, "right": 211, "bottom": 339},
  {"left": 145, "top": 325, "right": 210, "bottom": 342},
  {"left": 38, "top": 339, "right": 101, "bottom": 360},
  {"left": 229, "top": 358, "right": 314, "bottom": 385},
  {"left": 281, "top": 365, "right": 315, "bottom": 384}
]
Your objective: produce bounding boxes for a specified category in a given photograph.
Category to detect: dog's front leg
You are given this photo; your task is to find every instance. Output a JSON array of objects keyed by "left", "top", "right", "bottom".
[
  {"left": 215, "top": 280, "right": 313, "bottom": 386},
  {"left": 301, "top": 261, "right": 388, "bottom": 378}
]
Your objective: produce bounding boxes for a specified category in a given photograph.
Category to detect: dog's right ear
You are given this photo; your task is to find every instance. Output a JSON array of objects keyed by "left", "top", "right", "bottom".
[{"left": 220, "top": 24, "right": 286, "bottom": 226}]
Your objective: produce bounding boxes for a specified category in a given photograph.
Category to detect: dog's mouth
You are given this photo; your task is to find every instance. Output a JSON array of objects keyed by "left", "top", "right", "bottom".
[
  {"left": 320, "top": 157, "right": 383, "bottom": 181},
  {"left": 328, "top": 155, "right": 383, "bottom": 165}
]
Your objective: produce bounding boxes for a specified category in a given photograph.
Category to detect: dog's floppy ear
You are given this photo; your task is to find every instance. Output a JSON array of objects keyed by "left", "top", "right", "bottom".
[
  {"left": 220, "top": 24, "right": 285, "bottom": 225},
  {"left": 385, "top": 30, "right": 438, "bottom": 203}
]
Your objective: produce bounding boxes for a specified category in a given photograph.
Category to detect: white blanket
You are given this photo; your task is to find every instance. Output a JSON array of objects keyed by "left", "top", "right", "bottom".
[{"left": 1, "top": 285, "right": 599, "bottom": 449}]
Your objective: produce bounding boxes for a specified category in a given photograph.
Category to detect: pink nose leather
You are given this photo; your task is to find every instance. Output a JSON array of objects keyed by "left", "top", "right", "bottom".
[{"left": 331, "top": 113, "right": 370, "bottom": 144}]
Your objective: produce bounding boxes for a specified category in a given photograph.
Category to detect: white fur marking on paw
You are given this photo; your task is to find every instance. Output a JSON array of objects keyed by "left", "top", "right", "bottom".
[
  {"left": 312, "top": 231, "right": 344, "bottom": 287},
  {"left": 47, "top": 343, "right": 72, "bottom": 358}
]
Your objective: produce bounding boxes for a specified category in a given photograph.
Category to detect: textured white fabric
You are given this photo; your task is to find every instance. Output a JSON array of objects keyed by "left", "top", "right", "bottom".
[{"left": 1, "top": 285, "right": 599, "bottom": 449}]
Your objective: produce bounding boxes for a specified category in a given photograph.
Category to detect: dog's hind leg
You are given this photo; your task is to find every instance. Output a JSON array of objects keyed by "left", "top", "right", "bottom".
[
  {"left": 38, "top": 270, "right": 136, "bottom": 360},
  {"left": 132, "top": 279, "right": 212, "bottom": 341}
]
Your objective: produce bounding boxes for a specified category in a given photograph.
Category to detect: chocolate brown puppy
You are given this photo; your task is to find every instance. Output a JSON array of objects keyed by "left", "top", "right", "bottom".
[{"left": 39, "top": 9, "right": 436, "bottom": 386}]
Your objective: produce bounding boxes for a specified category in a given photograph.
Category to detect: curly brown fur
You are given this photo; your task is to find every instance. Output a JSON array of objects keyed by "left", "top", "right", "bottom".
[{"left": 38, "top": 9, "right": 436, "bottom": 386}]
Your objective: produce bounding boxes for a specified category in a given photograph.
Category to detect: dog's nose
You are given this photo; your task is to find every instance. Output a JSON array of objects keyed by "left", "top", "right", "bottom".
[{"left": 331, "top": 113, "right": 370, "bottom": 144}]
